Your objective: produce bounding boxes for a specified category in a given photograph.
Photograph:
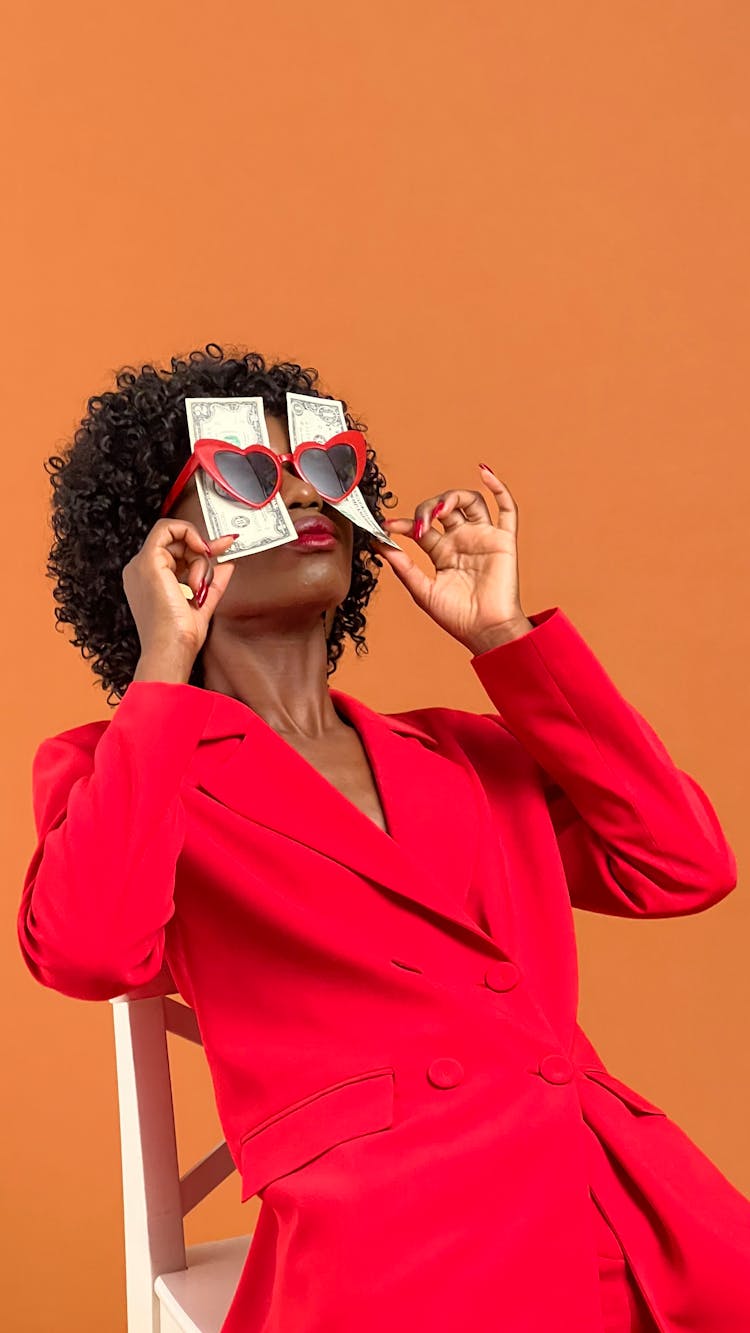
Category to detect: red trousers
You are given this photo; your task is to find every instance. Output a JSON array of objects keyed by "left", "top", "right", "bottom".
[{"left": 592, "top": 1193, "right": 659, "bottom": 1332}]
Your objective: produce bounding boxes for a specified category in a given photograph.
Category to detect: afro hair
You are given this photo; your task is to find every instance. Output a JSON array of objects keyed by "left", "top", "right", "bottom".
[{"left": 43, "top": 343, "right": 397, "bottom": 704}]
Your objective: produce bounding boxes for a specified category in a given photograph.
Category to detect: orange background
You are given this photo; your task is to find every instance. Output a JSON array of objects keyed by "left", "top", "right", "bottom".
[{"left": 3, "top": 3, "right": 749, "bottom": 1329}]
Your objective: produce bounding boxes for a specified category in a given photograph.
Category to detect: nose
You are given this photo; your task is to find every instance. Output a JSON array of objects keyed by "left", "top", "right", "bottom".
[{"left": 279, "top": 457, "right": 325, "bottom": 510}]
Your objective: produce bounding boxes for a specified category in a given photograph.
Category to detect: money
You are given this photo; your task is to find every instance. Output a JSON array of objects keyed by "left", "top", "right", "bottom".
[
  {"left": 286, "top": 393, "right": 401, "bottom": 548},
  {"left": 184, "top": 397, "right": 298, "bottom": 563}
]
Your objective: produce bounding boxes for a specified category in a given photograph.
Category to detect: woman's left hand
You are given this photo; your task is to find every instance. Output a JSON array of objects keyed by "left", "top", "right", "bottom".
[{"left": 373, "top": 464, "right": 534, "bottom": 655}]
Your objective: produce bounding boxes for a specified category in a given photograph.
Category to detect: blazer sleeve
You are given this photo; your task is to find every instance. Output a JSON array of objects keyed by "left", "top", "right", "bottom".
[
  {"left": 17, "top": 680, "right": 216, "bottom": 1001},
  {"left": 471, "top": 607, "right": 738, "bottom": 918}
]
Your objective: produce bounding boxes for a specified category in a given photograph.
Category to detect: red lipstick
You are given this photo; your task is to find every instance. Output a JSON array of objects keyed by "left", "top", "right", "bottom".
[{"left": 292, "top": 516, "right": 339, "bottom": 550}]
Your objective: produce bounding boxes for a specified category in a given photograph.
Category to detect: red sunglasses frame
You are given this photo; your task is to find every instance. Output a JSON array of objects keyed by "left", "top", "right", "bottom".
[{"left": 160, "top": 429, "right": 368, "bottom": 517}]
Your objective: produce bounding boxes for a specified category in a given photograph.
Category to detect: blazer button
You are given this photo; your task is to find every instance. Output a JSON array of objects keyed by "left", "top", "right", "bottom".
[
  {"left": 484, "top": 961, "right": 520, "bottom": 992},
  {"left": 427, "top": 1057, "right": 464, "bottom": 1089},
  {"left": 539, "top": 1054, "right": 574, "bottom": 1084}
]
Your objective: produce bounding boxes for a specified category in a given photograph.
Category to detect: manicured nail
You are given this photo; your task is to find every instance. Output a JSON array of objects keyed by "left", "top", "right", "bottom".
[
  {"left": 431, "top": 502, "right": 444, "bottom": 519},
  {"left": 195, "top": 580, "right": 208, "bottom": 608},
  {"left": 413, "top": 519, "right": 423, "bottom": 540},
  {"left": 479, "top": 462, "right": 495, "bottom": 475}
]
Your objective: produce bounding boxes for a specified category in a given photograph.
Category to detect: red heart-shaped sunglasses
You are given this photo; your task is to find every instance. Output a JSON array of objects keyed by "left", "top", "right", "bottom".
[{"left": 160, "top": 430, "right": 368, "bottom": 517}]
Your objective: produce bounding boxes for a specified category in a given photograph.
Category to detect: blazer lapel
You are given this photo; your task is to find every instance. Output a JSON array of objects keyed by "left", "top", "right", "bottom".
[{"left": 185, "top": 686, "right": 498, "bottom": 952}]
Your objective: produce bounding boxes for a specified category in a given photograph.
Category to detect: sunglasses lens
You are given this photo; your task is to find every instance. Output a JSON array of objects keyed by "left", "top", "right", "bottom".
[
  {"left": 298, "top": 444, "right": 358, "bottom": 498},
  {"left": 216, "top": 450, "right": 278, "bottom": 503}
]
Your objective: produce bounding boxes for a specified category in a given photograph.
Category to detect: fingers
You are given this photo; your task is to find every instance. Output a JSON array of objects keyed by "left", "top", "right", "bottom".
[
  {"left": 382, "top": 490, "right": 490, "bottom": 551},
  {"left": 146, "top": 517, "right": 212, "bottom": 556},
  {"left": 184, "top": 558, "right": 210, "bottom": 606},
  {"left": 383, "top": 469, "right": 517, "bottom": 546},
  {"left": 194, "top": 557, "right": 236, "bottom": 611},
  {"left": 204, "top": 531, "right": 241, "bottom": 554},
  {"left": 370, "top": 540, "right": 434, "bottom": 609},
  {"left": 152, "top": 522, "right": 238, "bottom": 606},
  {"left": 150, "top": 518, "right": 238, "bottom": 561},
  {"left": 477, "top": 465, "right": 518, "bottom": 532},
  {"left": 188, "top": 536, "right": 239, "bottom": 607},
  {"left": 182, "top": 549, "right": 238, "bottom": 609}
]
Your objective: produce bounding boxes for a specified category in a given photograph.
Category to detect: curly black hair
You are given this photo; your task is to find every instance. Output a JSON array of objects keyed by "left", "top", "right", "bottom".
[{"left": 44, "top": 343, "right": 397, "bottom": 705}]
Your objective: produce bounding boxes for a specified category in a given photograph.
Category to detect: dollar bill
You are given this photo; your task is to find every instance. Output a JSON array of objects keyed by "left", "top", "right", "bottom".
[
  {"left": 184, "top": 397, "right": 298, "bottom": 563},
  {"left": 286, "top": 393, "right": 400, "bottom": 548}
]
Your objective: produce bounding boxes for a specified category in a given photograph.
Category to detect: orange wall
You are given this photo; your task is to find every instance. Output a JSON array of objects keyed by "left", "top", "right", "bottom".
[{"left": 3, "top": 3, "right": 748, "bottom": 1328}]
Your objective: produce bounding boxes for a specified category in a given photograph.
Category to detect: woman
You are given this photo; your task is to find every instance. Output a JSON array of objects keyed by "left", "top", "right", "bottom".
[{"left": 19, "top": 344, "right": 749, "bottom": 1333}]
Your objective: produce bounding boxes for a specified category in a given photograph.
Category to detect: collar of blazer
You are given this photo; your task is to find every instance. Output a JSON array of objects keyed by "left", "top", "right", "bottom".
[{"left": 186, "top": 685, "right": 499, "bottom": 953}]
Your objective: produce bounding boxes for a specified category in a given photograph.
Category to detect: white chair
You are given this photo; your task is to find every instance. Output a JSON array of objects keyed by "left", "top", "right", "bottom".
[{"left": 109, "top": 966, "right": 254, "bottom": 1333}]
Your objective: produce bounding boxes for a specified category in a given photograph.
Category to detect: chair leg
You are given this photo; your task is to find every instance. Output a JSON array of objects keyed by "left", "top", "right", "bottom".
[{"left": 157, "top": 1303, "right": 187, "bottom": 1333}]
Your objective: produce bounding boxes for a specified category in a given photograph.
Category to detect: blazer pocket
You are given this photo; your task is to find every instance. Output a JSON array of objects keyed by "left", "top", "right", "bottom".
[
  {"left": 238, "top": 1066, "right": 395, "bottom": 1202},
  {"left": 582, "top": 1067, "right": 667, "bottom": 1117}
]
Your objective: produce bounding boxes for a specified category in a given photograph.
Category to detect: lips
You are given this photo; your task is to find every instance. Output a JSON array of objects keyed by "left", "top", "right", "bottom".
[{"left": 293, "top": 516, "right": 338, "bottom": 539}]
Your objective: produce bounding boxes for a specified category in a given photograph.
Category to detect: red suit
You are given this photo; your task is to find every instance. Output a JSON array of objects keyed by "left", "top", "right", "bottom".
[{"left": 18, "top": 607, "right": 750, "bottom": 1331}]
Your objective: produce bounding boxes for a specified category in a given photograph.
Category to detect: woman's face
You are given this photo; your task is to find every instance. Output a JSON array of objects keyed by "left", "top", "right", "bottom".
[{"left": 168, "top": 413, "right": 355, "bottom": 629}]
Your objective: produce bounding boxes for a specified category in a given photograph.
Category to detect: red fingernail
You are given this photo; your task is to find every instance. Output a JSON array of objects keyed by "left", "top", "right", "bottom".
[
  {"left": 413, "top": 519, "right": 423, "bottom": 539},
  {"left": 202, "top": 540, "right": 212, "bottom": 555},
  {"left": 431, "top": 502, "right": 444, "bottom": 518},
  {"left": 195, "top": 580, "right": 208, "bottom": 607},
  {"left": 479, "top": 462, "right": 495, "bottom": 475}
]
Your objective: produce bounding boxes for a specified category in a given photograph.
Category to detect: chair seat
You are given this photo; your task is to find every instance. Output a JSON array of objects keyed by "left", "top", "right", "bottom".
[{"left": 154, "top": 1234, "right": 254, "bottom": 1333}]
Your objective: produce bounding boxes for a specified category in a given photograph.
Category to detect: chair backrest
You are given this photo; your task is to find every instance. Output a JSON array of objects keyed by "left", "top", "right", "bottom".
[{"left": 109, "top": 966, "right": 236, "bottom": 1333}]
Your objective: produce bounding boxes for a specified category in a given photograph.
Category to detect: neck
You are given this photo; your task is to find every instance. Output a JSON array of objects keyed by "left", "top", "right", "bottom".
[{"left": 200, "top": 615, "right": 344, "bottom": 740}]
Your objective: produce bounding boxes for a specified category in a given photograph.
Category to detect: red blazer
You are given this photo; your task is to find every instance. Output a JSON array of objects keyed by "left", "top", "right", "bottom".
[{"left": 18, "top": 606, "right": 750, "bottom": 1332}]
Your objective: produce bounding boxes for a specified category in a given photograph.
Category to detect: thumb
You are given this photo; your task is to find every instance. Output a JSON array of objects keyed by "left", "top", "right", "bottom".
[{"left": 373, "top": 540, "right": 433, "bottom": 609}]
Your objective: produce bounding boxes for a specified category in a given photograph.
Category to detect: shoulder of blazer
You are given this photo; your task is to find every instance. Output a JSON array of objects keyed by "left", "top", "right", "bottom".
[
  {"left": 29, "top": 719, "right": 110, "bottom": 836},
  {"left": 35, "top": 718, "right": 110, "bottom": 757},
  {"left": 383, "top": 706, "right": 541, "bottom": 799},
  {"left": 31, "top": 718, "right": 110, "bottom": 789},
  {"left": 383, "top": 703, "right": 512, "bottom": 747}
]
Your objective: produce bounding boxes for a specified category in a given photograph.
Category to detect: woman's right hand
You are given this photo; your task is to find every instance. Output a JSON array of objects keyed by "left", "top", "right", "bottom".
[{"left": 123, "top": 518, "right": 239, "bottom": 673}]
